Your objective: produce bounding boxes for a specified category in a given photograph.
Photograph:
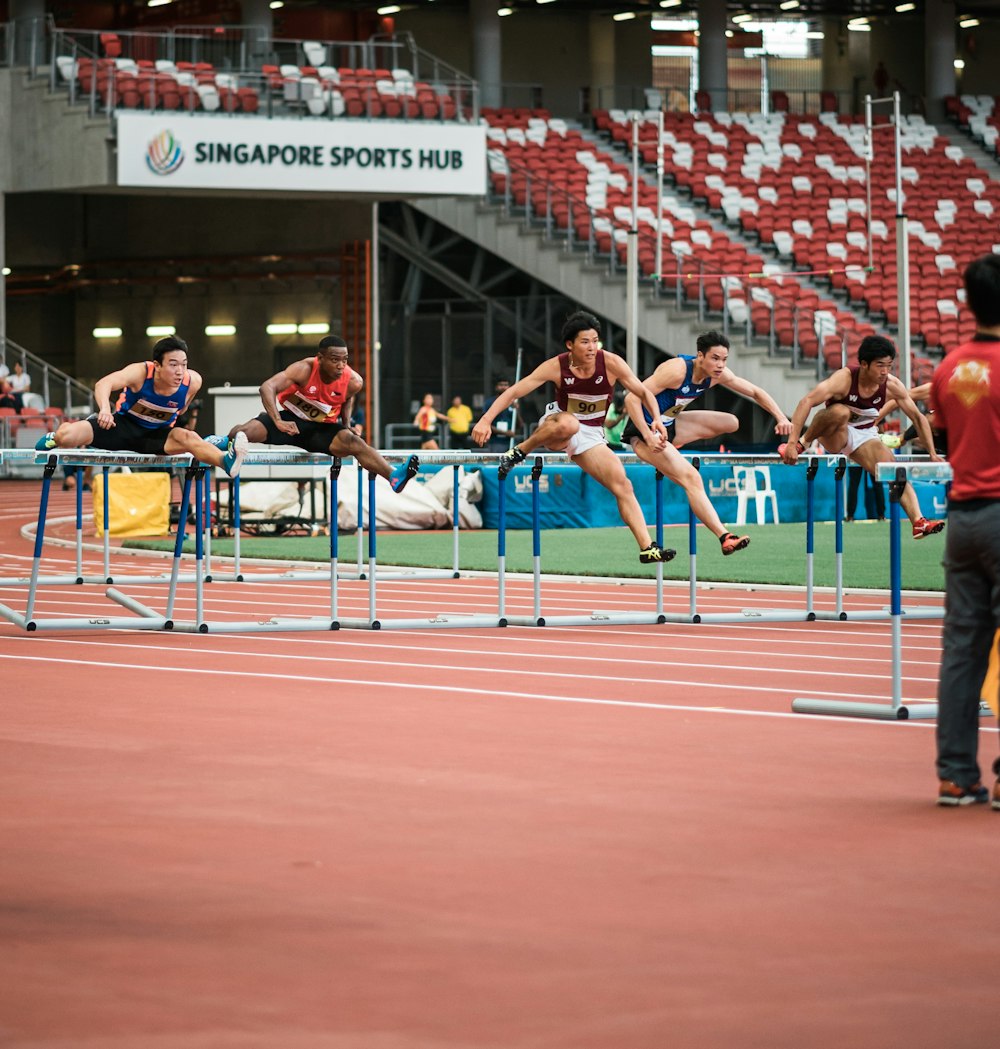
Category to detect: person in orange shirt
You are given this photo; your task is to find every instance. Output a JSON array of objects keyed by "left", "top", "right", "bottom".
[{"left": 413, "top": 393, "right": 445, "bottom": 450}]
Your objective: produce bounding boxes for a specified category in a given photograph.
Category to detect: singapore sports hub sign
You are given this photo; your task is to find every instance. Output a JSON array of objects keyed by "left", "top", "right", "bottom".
[{"left": 116, "top": 111, "right": 487, "bottom": 195}]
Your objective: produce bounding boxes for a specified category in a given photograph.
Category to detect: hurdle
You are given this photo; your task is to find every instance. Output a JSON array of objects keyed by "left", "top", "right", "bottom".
[
  {"left": 498, "top": 453, "right": 668, "bottom": 628},
  {"left": 792, "top": 461, "right": 956, "bottom": 720},
  {"left": 0, "top": 451, "right": 187, "bottom": 631},
  {"left": 108, "top": 458, "right": 342, "bottom": 634},
  {"left": 350, "top": 452, "right": 505, "bottom": 630},
  {"left": 0, "top": 449, "right": 202, "bottom": 589}
]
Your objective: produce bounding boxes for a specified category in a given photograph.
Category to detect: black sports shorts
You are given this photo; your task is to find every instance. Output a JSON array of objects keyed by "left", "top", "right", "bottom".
[
  {"left": 255, "top": 411, "right": 348, "bottom": 454},
  {"left": 87, "top": 413, "right": 173, "bottom": 455}
]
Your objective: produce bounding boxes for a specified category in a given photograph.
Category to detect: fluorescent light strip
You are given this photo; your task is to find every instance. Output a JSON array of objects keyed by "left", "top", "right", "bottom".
[
  {"left": 613, "top": 11, "right": 637, "bottom": 20},
  {"left": 895, "top": 3, "right": 916, "bottom": 11},
  {"left": 659, "top": 0, "right": 683, "bottom": 7},
  {"left": 377, "top": 5, "right": 401, "bottom": 14},
  {"left": 204, "top": 325, "right": 236, "bottom": 337},
  {"left": 266, "top": 323, "right": 298, "bottom": 336},
  {"left": 779, "top": 1, "right": 800, "bottom": 9},
  {"left": 93, "top": 327, "right": 123, "bottom": 339},
  {"left": 297, "top": 323, "right": 330, "bottom": 335},
  {"left": 498, "top": 5, "right": 513, "bottom": 12},
  {"left": 959, "top": 18, "right": 980, "bottom": 28},
  {"left": 146, "top": 325, "right": 176, "bottom": 337}
]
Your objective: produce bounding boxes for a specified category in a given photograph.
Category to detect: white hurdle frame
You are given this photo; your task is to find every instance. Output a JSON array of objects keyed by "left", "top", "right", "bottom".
[
  {"left": 0, "top": 450, "right": 195, "bottom": 631},
  {"left": 792, "top": 461, "right": 960, "bottom": 720}
]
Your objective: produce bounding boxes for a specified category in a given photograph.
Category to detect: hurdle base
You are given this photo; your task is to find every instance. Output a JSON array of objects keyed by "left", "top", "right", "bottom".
[
  {"left": 523, "top": 611, "right": 667, "bottom": 627},
  {"left": 167, "top": 617, "right": 339, "bottom": 634},
  {"left": 792, "top": 698, "right": 939, "bottom": 720},
  {"left": 371, "top": 614, "right": 505, "bottom": 631},
  {"left": 685, "top": 609, "right": 813, "bottom": 624}
]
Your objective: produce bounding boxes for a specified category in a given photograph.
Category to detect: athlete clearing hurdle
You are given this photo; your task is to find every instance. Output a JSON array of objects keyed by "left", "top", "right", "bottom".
[
  {"left": 36, "top": 335, "right": 248, "bottom": 477},
  {"left": 470, "top": 310, "right": 673, "bottom": 565},
  {"left": 215, "top": 334, "right": 417, "bottom": 494},
  {"left": 779, "top": 334, "right": 945, "bottom": 539},
  {"left": 622, "top": 330, "right": 793, "bottom": 556}
]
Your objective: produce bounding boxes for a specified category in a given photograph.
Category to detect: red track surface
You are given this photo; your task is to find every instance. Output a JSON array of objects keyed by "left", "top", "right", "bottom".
[{"left": 1, "top": 480, "right": 997, "bottom": 1048}]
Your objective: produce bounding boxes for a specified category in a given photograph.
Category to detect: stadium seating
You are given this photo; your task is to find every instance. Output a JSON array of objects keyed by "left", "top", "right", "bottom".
[
  {"left": 485, "top": 106, "right": 884, "bottom": 373},
  {"left": 590, "top": 106, "right": 993, "bottom": 359}
]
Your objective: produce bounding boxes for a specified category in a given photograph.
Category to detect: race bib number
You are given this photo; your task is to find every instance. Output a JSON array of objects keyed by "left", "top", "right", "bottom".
[
  {"left": 566, "top": 394, "right": 609, "bottom": 420},
  {"left": 283, "top": 389, "right": 335, "bottom": 423},
  {"left": 128, "top": 398, "right": 175, "bottom": 425}
]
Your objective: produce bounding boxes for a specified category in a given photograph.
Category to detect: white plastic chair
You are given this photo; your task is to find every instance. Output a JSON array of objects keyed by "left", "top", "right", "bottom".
[{"left": 734, "top": 466, "right": 779, "bottom": 525}]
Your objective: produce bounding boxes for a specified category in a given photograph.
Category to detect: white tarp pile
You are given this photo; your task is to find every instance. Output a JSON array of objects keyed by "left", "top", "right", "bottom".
[
  {"left": 337, "top": 464, "right": 483, "bottom": 531},
  {"left": 215, "top": 465, "right": 483, "bottom": 531}
]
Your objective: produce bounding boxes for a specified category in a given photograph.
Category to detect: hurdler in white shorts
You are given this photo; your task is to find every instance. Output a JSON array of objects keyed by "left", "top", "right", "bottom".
[
  {"left": 833, "top": 424, "right": 882, "bottom": 456},
  {"left": 541, "top": 401, "right": 609, "bottom": 457}
]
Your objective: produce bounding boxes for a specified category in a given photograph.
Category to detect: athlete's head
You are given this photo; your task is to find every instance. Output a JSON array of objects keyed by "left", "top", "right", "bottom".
[
  {"left": 964, "top": 252, "right": 1000, "bottom": 328},
  {"left": 560, "top": 311, "right": 601, "bottom": 347},
  {"left": 694, "top": 331, "right": 730, "bottom": 379},
  {"left": 316, "top": 333, "right": 349, "bottom": 379},
  {"left": 151, "top": 336, "right": 188, "bottom": 385},
  {"left": 857, "top": 335, "right": 896, "bottom": 366},
  {"left": 152, "top": 335, "right": 188, "bottom": 364}
]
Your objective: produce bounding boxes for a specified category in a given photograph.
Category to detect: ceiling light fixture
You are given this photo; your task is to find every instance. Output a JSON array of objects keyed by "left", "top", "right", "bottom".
[
  {"left": 779, "top": 1, "right": 800, "bottom": 9},
  {"left": 959, "top": 18, "right": 980, "bottom": 28},
  {"left": 93, "top": 327, "right": 123, "bottom": 339},
  {"left": 659, "top": 0, "right": 683, "bottom": 8},
  {"left": 297, "top": 323, "right": 331, "bottom": 335},
  {"left": 146, "top": 325, "right": 176, "bottom": 337},
  {"left": 895, "top": 3, "right": 916, "bottom": 11},
  {"left": 613, "top": 11, "right": 637, "bottom": 20},
  {"left": 205, "top": 325, "right": 236, "bottom": 337},
  {"left": 266, "top": 323, "right": 298, "bottom": 336},
  {"left": 376, "top": 5, "right": 401, "bottom": 14},
  {"left": 497, "top": 5, "right": 514, "bottom": 12}
]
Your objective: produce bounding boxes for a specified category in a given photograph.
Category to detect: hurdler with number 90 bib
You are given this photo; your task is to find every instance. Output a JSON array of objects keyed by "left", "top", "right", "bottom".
[{"left": 470, "top": 310, "right": 676, "bottom": 565}]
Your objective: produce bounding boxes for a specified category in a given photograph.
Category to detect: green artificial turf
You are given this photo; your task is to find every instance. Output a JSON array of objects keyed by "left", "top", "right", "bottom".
[{"left": 125, "top": 520, "right": 945, "bottom": 591}]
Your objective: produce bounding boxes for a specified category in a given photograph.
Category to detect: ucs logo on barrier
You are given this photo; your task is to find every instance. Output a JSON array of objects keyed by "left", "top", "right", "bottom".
[
  {"left": 513, "top": 476, "right": 550, "bottom": 494},
  {"left": 146, "top": 130, "right": 184, "bottom": 176}
]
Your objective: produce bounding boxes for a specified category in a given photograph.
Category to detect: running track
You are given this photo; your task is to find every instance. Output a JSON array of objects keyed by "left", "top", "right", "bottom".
[{"left": 1, "top": 480, "right": 997, "bottom": 1049}]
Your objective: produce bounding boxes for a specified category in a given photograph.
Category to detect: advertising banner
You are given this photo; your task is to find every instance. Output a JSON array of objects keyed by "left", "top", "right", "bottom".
[{"left": 116, "top": 112, "right": 487, "bottom": 195}]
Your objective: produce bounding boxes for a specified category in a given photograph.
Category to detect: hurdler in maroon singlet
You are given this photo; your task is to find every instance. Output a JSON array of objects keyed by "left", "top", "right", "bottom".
[
  {"left": 555, "top": 349, "right": 612, "bottom": 427},
  {"left": 277, "top": 357, "right": 353, "bottom": 424},
  {"left": 825, "top": 365, "right": 887, "bottom": 429}
]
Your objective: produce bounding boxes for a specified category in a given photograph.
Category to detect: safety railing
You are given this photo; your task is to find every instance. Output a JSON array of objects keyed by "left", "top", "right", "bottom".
[{"left": 1, "top": 335, "right": 95, "bottom": 415}]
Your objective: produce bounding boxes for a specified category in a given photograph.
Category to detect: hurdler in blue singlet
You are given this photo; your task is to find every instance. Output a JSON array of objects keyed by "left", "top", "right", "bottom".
[
  {"left": 114, "top": 361, "right": 190, "bottom": 429},
  {"left": 641, "top": 355, "right": 713, "bottom": 430}
]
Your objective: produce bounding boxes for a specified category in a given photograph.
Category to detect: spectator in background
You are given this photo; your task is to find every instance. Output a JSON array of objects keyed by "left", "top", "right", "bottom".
[
  {"left": 446, "top": 394, "right": 473, "bottom": 449},
  {"left": 413, "top": 393, "right": 445, "bottom": 450},
  {"left": 931, "top": 252, "right": 1000, "bottom": 807},
  {"left": 1, "top": 360, "right": 25, "bottom": 411},
  {"left": 483, "top": 379, "right": 517, "bottom": 451}
]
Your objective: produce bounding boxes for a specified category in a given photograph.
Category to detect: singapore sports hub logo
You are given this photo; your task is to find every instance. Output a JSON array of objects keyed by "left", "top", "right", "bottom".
[{"left": 145, "top": 130, "right": 184, "bottom": 176}]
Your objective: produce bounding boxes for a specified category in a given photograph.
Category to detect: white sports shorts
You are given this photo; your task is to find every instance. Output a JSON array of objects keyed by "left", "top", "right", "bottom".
[
  {"left": 838, "top": 425, "right": 881, "bottom": 456},
  {"left": 541, "top": 402, "right": 609, "bottom": 457}
]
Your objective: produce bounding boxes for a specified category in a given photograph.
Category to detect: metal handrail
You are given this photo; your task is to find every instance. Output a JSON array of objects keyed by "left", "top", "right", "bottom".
[{"left": 0, "top": 336, "right": 94, "bottom": 414}]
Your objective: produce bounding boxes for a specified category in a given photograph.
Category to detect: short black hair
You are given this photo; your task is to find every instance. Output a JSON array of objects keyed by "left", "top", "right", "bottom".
[
  {"left": 152, "top": 335, "right": 188, "bottom": 363},
  {"left": 964, "top": 252, "right": 1000, "bottom": 328},
  {"left": 560, "top": 310, "right": 601, "bottom": 345},
  {"left": 857, "top": 334, "right": 896, "bottom": 364},
  {"left": 695, "top": 331, "right": 730, "bottom": 355},
  {"left": 318, "top": 334, "right": 348, "bottom": 352}
]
